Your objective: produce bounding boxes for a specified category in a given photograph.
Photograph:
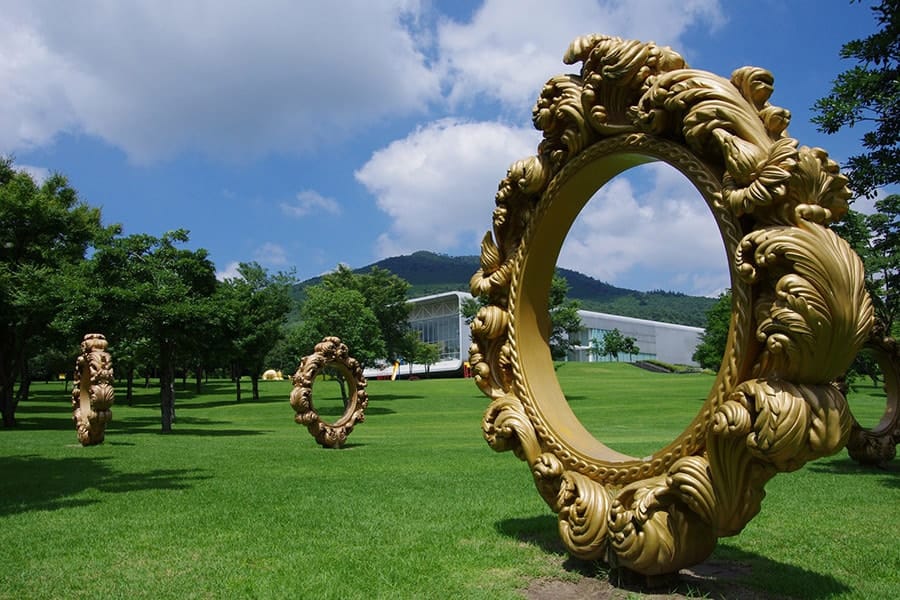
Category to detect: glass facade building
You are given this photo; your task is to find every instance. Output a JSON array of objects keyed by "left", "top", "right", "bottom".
[
  {"left": 568, "top": 311, "right": 704, "bottom": 365},
  {"left": 363, "top": 291, "right": 705, "bottom": 379}
]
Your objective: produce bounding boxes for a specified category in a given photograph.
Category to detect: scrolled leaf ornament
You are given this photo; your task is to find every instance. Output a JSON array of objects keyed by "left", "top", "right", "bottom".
[
  {"left": 72, "top": 333, "right": 115, "bottom": 446},
  {"left": 470, "top": 35, "right": 874, "bottom": 576},
  {"left": 289, "top": 337, "right": 368, "bottom": 449}
]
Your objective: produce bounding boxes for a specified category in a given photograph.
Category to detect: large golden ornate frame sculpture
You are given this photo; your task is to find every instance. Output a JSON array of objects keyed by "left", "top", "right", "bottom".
[
  {"left": 72, "top": 333, "right": 115, "bottom": 446},
  {"left": 290, "top": 337, "right": 368, "bottom": 448},
  {"left": 469, "top": 35, "right": 878, "bottom": 576}
]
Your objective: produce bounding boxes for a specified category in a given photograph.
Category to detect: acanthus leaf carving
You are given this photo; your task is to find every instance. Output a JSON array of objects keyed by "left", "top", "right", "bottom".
[{"left": 472, "top": 33, "right": 878, "bottom": 577}]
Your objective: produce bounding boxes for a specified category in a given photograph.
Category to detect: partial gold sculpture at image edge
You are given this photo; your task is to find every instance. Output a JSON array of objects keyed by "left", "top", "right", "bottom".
[
  {"left": 845, "top": 328, "right": 900, "bottom": 465},
  {"left": 72, "top": 333, "right": 114, "bottom": 446},
  {"left": 469, "top": 34, "right": 883, "bottom": 576},
  {"left": 289, "top": 336, "right": 368, "bottom": 448}
]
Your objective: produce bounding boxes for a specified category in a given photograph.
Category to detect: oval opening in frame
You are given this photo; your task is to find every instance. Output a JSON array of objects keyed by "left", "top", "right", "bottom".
[
  {"left": 555, "top": 162, "right": 727, "bottom": 458},
  {"left": 511, "top": 139, "right": 736, "bottom": 470},
  {"left": 845, "top": 346, "right": 896, "bottom": 431},
  {"left": 312, "top": 378, "right": 350, "bottom": 425}
]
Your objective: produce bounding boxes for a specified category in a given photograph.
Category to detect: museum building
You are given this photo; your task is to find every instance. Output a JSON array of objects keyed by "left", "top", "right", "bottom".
[{"left": 364, "top": 291, "right": 706, "bottom": 379}]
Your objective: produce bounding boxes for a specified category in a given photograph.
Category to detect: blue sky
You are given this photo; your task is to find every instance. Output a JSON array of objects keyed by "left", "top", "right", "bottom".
[{"left": 2, "top": 0, "right": 891, "bottom": 296}]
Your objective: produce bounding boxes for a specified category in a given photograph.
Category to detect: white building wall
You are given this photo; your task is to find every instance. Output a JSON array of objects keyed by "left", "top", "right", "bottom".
[
  {"left": 574, "top": 310, "right": 704, "bottom": 365},
  {"left": 364, "top": 291, "right": 705, "bottom": 378}
]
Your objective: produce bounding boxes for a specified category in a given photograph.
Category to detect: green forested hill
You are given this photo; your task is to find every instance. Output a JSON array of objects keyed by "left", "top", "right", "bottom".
[{"left": 296, "top": 250, "right": 715, "bottom": 327}]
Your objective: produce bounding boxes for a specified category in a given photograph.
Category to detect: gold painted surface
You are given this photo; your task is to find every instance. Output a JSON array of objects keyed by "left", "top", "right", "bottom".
[
  {"left": 470, "top": 35, "right": 874, "bottom": 576},
  {"left": 71, "top": 333, "right": 114, "bottom": 446},
  {"left": 289, "top": 336, "right": 368, "bottom": 449},
  {"left": 845, "top": 326, "right": 900, "bottom": 465}
]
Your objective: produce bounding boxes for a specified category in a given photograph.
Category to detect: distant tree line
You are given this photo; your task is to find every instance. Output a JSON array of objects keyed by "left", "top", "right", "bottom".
[{"left": 0, "top": 158, "right": 413, "bottom": 431}]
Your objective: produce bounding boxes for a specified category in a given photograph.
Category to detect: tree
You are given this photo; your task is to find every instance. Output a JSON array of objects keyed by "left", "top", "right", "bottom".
[
  {"left": 462, "top": 272, "right": 582, "bottom": 360},
  {"left": 320, "top": 265, "right": 411, "bottom": 362},
  {"left": 548, "top": 273, "right": 583, "bottom": 360},
  {"left": 620, "top": 335, "right": 640, "bottom": 361},
  {"left": 692, "top": 290, "right": 732, "bottom": 371},
  {"left": 292, "top": 283, "right": 385, "bottom": 402},
  {"left": 865, "top": 194, "right": 900, "bottom": 335},
  {"left": 399, "top": 329, "right": 424, "bottom": 376},
  {"left": 0, "top": 158, "right": 104, "bottom": 427},
  {"left": 812, "top": 0, "right": 900, "bottom": 198},
  {"left": 218, "top": 262, "right": 295, "bottom": 401},
  {"left": 293, "top": 284, "right": 385, "bottom": 368},
  {"left": 833, "top": 196, "right": 899, "bottom": 336},
  {"left": 88, "top": 230, "right": 218, "bottom": 432},
  {"left": 594, "top": 328, "right": 638, "bottom": 362},
  {"left": 460, "top": 295, "right": 483, "bottom": 325},
  {"left": 418, "top": 341, "right": 441, "bottom": 377}
]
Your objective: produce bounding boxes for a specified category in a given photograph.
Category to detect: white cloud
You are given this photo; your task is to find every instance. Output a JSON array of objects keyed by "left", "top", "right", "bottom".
[
  {"left": 281, "top": 190, "right": 342, "bottom": 218},
  {"left": 557, "top": 163, "right": 729, "bottom": 295},
  {"left": 18, "top": 164, "right": 51, "bottom": 184},
  {"left": 436, "top": 0, "right": 724, "bottom": 111},
  {"left": 254, "top": 242, "right": 289, "bottom": 267},
  {"left": 0, "top": 1, "right": 440, "bottom": 163},
  {"left": 355, "top": 118, "right": 540, "bottom": 257},
  {"left": 215, "top": 260, "right": 241, "bottom": 281},
  {"left": 216, "top": 242, "right": 290, "bottom": 280}
]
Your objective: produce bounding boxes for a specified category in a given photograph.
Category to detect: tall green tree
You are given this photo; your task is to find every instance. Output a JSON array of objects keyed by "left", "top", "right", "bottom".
[
  {"left": 292, "top": 283, "right": 385, "bottom": 403},
  {"left": 833, "top": 195, "right": 900, "bottom": 336},
  {"left": 548, "top": 273, "right": 583, "bottom": 360},
  {"left": 0, "top": 159, "right": 103, "bottom": 426},
  {"left": 320, "top": 265, "right": 411, "bottom": 362},
  {"left": 692, "top": 290, "right": 732, "bottom": 371},
  {"left": 812, "top": 0, "right": 900, "bottom": 198},
  {"left": 292, "top": 284, "right": 385, "bottom": 368},
  {"left": 89, "top": 230, "right": 217, "bottom": 432},
  {"left": 219, "top": 262, "right": 295, "bottom": 401}
]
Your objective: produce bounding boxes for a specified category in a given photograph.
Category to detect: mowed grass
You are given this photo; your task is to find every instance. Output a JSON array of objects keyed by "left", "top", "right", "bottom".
[{"left": 0, "top": 363, "right": 897, "bottom": 599}]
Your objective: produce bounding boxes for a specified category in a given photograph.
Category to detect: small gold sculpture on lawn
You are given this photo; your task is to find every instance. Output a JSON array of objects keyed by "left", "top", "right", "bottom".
[
  {"left": 290, "top": 337, "right": 368, "bottom": 448},
  {"left": 72, "top": 333, "right": 115, "bottom": 446},
  {"left": 845, "top": 327, "right": 900, "bottom": 465},
  {"left": 470, "top": 34, "right": 875, "bottom": 576}
]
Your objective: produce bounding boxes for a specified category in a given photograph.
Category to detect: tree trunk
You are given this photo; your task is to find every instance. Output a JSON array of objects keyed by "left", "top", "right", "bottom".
[
  {"left": 159, "top": 343, "right": 175, "bottom": 433},
  {"left": 15, "top": 376, "right": 31, "bottom": 406},
  {"left": 0, "top": 343, "right": 23, "bottom": 427},
  {"left": 126, "top": 367, "right": 135, "bottom": 405},
  {"left": 337, "top": 374, "right": 349, "bottom": 408},
  {"left": 0, "top": 384, "right": 15, "bottom": 427},
  {"left": 195, "top": 365, "right": 202, "bottom": 394},
  {"left": 234, "top": 362, "right": 242, "bottom": 402},
  {"left": 251, "top": 373, "right": 260, "bottom": 402}
]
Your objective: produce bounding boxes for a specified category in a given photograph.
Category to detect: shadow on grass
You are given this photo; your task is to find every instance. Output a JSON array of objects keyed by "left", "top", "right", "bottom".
[
  {"left": 496, "top": 514, "right": 568, "bottom": 554},
  {"left": 497, "top": 514, "right": 851, "bottom": 599},
  {"left": 313, "top": 406, "right": 396, "bottom": 419},
  {"left": 807, "top": 456, "right": 900, "bottom": 489},
  {"left": 175, "top": 395, "right": 289, "bottom": 410},
  {"left": 107, "top": 416, "right": 271, "bottom": 437},
  {"left": 366, "top": 393, "right": 427, "bottom": 402},
  {"left": 0, "top": 454, "right": 209, "bottom": 517}
]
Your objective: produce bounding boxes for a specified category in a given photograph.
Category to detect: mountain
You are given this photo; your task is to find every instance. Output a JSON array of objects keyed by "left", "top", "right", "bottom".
[{"left": 297, "top": 250, "right": 716, "bottom": 327}]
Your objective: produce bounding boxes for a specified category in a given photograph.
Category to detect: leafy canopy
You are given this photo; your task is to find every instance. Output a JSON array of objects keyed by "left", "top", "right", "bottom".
[
  {"left": 692, "top": 290, "right": 732, "bottom": 371},
  {"left": 812, "top": 0, "right": 900, "bottom": 197}
]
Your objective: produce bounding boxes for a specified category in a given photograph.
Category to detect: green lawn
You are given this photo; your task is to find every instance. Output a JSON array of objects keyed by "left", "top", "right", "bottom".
[{"left": 1, "top": 363, "right": 897, "bottom": 599}]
